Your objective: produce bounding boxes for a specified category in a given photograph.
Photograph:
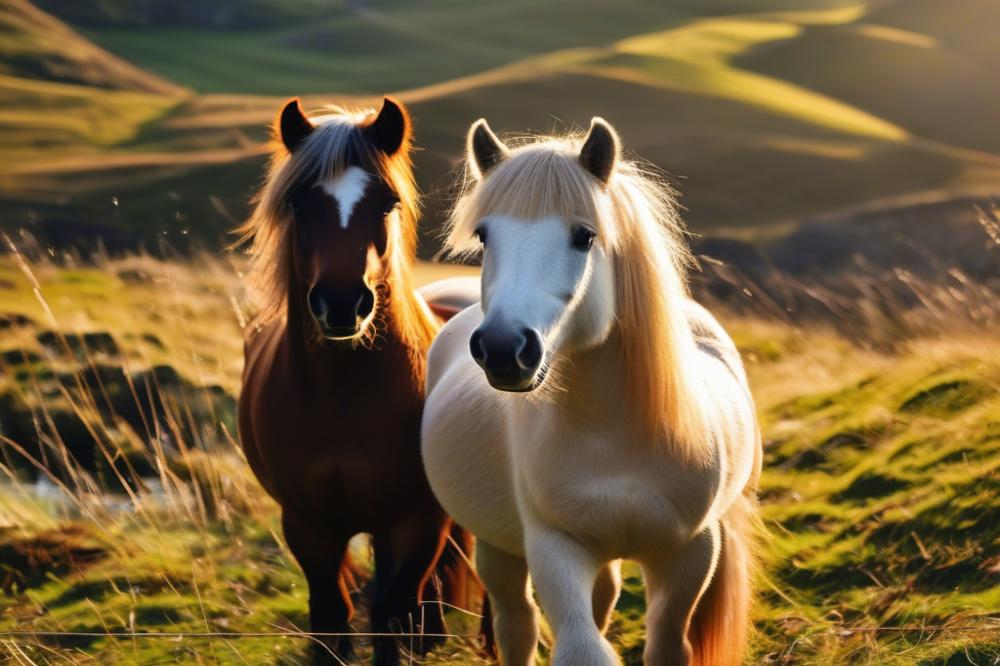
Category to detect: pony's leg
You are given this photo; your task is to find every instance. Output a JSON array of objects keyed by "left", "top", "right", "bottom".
[
  {"left": 282, "top": 510, "right": 354, "bottom": 663},
  {"left": 592, "top": 559, "right": 622, "bottom": 634},
  {"left": 525, "top": 528, "right": 619, "bottom": 666},
  {"left": 476, "top": 540, "right": 538, "bottom": 666},
  {"left": 371, "top": 509, "right": 450, "bottom": 666},
  {"left": 640, "top": 522, "right": 720, "bottom": 666}
]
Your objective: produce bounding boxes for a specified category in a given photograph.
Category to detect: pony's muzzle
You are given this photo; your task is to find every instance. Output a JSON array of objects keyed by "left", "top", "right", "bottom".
[
  {"left": 308, "top": 282, "right": 375, "bottom": 339},
  {"left": 470, "top": 325, "right": 545, "bottom": 392}
]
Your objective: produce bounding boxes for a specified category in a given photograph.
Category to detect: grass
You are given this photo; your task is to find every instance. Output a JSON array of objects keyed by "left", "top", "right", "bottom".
[{"left": 0, "top": 234, "right": 998, "bottom": 663}]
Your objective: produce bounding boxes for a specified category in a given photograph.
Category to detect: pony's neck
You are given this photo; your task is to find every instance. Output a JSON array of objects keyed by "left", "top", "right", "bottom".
[{"left": 552, "top": 328, "right": 631, "bottom": 427}]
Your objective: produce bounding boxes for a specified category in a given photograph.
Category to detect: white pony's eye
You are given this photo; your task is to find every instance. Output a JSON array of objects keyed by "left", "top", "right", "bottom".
[
  {"left": 571, "top": 225, "right": 596, "bottom": 251},
  {"left": 474, "top": 225, "right": 488, "bottom": 245}
]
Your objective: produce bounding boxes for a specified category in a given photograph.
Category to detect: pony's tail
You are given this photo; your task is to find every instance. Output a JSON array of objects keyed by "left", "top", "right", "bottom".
[
  {"left": 339, "top": 551, "right": 364, "bottom": 592},
  {"left": 689, "top": 495, "right": 757, "bottom": 666}
]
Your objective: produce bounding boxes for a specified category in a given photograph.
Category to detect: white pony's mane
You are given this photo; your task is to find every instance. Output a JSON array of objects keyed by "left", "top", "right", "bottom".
[{"left": 446, "top": 133, "right": 711, "bottom": 463}]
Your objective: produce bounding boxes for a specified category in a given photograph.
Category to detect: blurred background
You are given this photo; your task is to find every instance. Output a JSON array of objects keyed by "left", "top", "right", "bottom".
[{"left": 1, "top": 1, "right": 999, "bottom": 664}]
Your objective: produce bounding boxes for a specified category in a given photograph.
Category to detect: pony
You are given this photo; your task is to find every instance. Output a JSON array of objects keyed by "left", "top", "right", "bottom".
[
  {"left": 237, "top": 97, "right": 479, "bottom": 665},
  {"left": 421, "top": 117, "right": 762, "bottom": 665}
]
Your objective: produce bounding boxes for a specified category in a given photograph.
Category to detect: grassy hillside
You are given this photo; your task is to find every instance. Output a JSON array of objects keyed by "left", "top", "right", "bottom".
[
  {"left": 0, "top": 253, "right": 997, "bottom": 664},
  {"left": 4, "top": 0, "right": 1000, "bottom": 257},
  {"left": 0, "top": 0, "right": 188, "bottom": 172},
  {"left": 66, "top": 0, "right": 853, "bottom": 95},
  {"left": 0, "top": 0, "right": 182, "bottom": 93},
  {"left": 739, "top": 0, "right": 1000, "bottom": 154},
  {"left": 1, "top": 0, "right": 999, "bottom": 258}
]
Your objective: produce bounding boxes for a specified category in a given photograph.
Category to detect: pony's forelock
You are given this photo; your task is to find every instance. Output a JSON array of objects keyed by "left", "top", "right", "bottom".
[
  {"left": 236, "top": 104, "right": 434, "bottom": 366},
  {"left": 445, "top": 130, "right": 710, "bottom": 463}
]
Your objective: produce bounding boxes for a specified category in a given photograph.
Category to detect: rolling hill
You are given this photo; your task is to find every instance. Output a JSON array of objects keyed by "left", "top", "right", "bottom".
[{"left": 1, "top": 0, "right": 999, "bottom": 264}]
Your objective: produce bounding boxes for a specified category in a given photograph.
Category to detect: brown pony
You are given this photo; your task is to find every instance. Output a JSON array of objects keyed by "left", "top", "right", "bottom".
[{"left": 237, "top": 97, "right": 475, "bottom": 664}]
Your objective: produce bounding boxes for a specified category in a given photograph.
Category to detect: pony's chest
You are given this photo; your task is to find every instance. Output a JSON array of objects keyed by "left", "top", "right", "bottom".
[{"left": 512, "top": 424, "right": 716, "bottom": 557}]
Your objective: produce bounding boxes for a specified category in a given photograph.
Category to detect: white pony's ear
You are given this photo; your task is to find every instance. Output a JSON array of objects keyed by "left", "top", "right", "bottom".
[
  {"left": 579, "top": 117, "right": 619, "bottom": 185},
  {"left": 468, "top": 118, "right": 509, "bottom": 179}
]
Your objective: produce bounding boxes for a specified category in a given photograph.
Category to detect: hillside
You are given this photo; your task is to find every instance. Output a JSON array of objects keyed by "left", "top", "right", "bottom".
[
  {"left": 740, "top": 0, "right": 1000, "bottom": 154},
  {"left": 2, "top": 0, "right": 1000, "bottom": 262},
  {"left": 0, "top": 0, "right": 183, "bottom": 93}
]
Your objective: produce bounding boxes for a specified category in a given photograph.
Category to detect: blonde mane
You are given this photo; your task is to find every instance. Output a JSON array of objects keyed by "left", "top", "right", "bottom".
[
  {"left": 237, "top": 105, "right": 437, "bottom": 361},
  {"left": 446, "top": 133, "right": 710, "bottom": 463}
]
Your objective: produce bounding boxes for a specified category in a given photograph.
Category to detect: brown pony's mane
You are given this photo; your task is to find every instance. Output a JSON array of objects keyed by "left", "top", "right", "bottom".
[{"left": 237, "top": 105, "right": 437, "bottom": 361}]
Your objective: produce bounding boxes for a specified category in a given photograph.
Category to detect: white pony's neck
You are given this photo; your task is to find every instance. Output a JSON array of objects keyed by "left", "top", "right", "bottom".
[{"left": 541, "top": 328, "right": 634, "bottom": 433}]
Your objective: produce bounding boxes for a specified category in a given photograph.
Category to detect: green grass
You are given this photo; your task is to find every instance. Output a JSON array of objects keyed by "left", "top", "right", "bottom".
[{"left": 0, "top": 256, "right": 998, "bottom": 664}]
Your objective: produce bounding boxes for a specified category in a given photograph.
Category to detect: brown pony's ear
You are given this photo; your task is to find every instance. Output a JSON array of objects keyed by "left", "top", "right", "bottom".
[
  {"left": 365, "top": 97, "right": 410, "bottom": 156},
  {"left": 579, "top": 117, "right": 619, "bottom": 185},
  {"left": 279, "top": 98, "right": 314, "bottom": 152},
  {"left": 468, "top": 118, "right": 509, "bottom": 179}
]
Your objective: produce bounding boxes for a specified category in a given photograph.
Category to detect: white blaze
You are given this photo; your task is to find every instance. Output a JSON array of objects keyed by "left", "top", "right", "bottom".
[{"left": 322, "top": 166, "right": 371, "bottom": 228}]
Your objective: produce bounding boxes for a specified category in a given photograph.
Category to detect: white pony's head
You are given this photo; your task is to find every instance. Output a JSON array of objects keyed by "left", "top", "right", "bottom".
[
  {"left": 447, "top": 117, "right": 708, "bottom": 458},
  {"left": 449, "top": 118, "right": 621, "bottom": 391}
]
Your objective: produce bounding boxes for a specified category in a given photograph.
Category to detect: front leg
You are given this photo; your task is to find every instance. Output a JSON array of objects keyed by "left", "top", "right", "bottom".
[{"left": 525, "top": 527, "right": 620, "bottom": 666}]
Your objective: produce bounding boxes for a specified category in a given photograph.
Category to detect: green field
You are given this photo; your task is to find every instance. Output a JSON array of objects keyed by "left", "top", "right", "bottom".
[{"left": 0, "top": 253, "right": 998, "bottom": 664}]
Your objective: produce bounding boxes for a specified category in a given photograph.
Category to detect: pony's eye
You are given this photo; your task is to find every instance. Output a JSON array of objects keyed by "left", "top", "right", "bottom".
[
  {"left": 474, "top": 226, "right": 488, "bottom": 245},
  {"left": 571, "top": 226, "right": 596, "bottom": 251},
  {"left": 384, "top": 199, "right": 400, "bottom": 215}
]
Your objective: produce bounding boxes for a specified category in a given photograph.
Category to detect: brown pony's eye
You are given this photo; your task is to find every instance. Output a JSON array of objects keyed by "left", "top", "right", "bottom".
[{"left": 384, "top": 199, "right": 400, "bottom": 216}]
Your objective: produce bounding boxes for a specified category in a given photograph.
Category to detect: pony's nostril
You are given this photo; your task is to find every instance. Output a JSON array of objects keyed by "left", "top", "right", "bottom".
[
  {"left": 307, "top": 289, "right": 326, "bottom": 318},
  {"left": 516, "top": 328, "right": 543, "bottom": 370},
  {"left": 469, "top": 330, "right": 487, "bottom": 367},
  {"left": 356, "top": 289, "right": 375, "bottom": 318}
]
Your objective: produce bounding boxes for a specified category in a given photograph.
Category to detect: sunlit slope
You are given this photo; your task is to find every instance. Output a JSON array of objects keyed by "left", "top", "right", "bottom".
[
  {"left": 0, "top": 0, "right": 186, "bottom": 165},
  {"left": 4, "top": 0, "right": 1000, "bottom": 253},
  {"left": 407, "top": 71, "right": 995, "bottom": 245},
  {"left": 0, "top": 0, "right": 182, "bottom": 93},
  {"left": 77, "top": 0, "right": 694, "bottom": 95},
  {"left": 55, "top": 0, "right": 864, "bottom": 96},
  {"left": 740, "top": 0, "right": 1000, "bottom": 153}
]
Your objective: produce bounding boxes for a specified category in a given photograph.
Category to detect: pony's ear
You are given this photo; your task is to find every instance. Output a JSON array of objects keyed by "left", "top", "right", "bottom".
[
  {"left": 468, "top": 118, "right": 509, "bottom": 179},
  {"left": 579, "top": 117, "right": 619, "bottom": 185},
  {"left": 279, "top": 98, "right": 314, "bottom": 153},
  {"left": 365, "top": 96, "right": 411, "bottom": 156}
]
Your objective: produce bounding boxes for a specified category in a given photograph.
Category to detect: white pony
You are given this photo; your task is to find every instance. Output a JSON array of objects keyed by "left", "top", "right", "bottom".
[{"left": 421, "top": 117, "right": 761, "bottom": 666}]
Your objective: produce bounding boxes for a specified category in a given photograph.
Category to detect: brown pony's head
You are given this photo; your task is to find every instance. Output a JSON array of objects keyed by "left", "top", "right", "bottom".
[{"left": 241, "top": 97, "right": 424, "bottom": 344}]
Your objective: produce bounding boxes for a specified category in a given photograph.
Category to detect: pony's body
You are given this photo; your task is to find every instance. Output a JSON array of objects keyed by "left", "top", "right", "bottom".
[
  {"left": 425, "top": 301, "right": 756, "bottom": 559},
  {"left": 422, "top": 119, "right": 761, "bottom": 665},
  {"left": 238, "top": 98, "right": 475, "bottom": 665}
]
